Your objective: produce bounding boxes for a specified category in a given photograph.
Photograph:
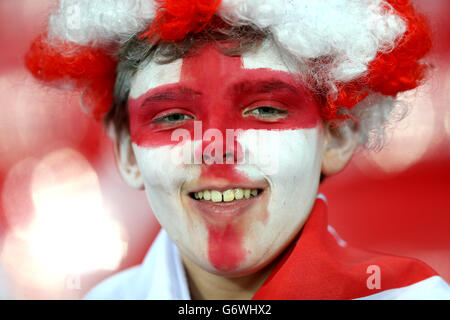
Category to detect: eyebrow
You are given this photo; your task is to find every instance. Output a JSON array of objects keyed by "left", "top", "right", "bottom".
[
  {"left": 138, "top": 78, "right": 305, "bottom": 107},
  {"left": 140, "top": 86, "right": 202, "bottom": 105},
  {"left": 230, "top": 78, "right": 302, "bottom": 96}
]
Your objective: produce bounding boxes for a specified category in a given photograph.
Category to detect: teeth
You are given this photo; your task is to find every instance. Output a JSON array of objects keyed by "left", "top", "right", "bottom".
[
  {"left": 193, "top": 188, "right": 260, "bottom": 202},
  {"left": 211, "top": 190, "right": 222, "bottom": 202},
  {"left": 234, "top": 188, "right": 244, "bottom": 200},
  {"left": 223, "top": 189, "right": 234, "bottom": 202}
]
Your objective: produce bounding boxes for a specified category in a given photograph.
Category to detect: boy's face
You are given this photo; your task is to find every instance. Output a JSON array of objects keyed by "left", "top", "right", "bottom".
[{"left": 126, "top": 41, "right": 325, "bottom": 276}]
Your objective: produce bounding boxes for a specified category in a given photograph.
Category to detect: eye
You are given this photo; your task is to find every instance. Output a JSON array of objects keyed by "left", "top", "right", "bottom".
[
  {"left": 243, "top": 106, "right": 289, "bottom": 121},
  {"left": 152, "top": 112, "right": 195, "bottom": 124}
]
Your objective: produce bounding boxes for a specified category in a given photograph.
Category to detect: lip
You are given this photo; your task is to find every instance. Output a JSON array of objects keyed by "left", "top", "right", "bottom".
[
  {"left": 187, "top": 184, "right": 265, "bottom": 193},
  {"left": 187, "top": 191, "right": 265, "bottom": 220},
  {"left": 183, "top": 178, "right": 270, "bottom": 221}
]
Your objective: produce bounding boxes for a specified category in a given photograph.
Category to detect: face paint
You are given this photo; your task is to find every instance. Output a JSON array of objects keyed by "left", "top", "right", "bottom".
[
  {"left": 128, "top": 40, "right": 324, "bottom": 275},
  {"left": 128, "top": 43, "right": 320, "bottom": 147}
]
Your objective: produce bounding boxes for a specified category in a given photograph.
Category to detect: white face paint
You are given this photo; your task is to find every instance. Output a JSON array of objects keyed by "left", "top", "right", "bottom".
[
  {"left": 233, "top": 128, "right": 323, "bottom": 272},
  {"left": 127, "top": 40, "right": 325, "bottom": 276}
]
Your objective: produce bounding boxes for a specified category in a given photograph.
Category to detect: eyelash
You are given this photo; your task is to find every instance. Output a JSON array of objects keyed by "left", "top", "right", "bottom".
[
  {"left": 150, "top": 105, "right": 288, "bottom": 125},
  {"left": 243, "top": 106, "right": 289, "bottom": 120},
  {"left": 152, "top": 113, "right": 195, "bottom": 124}
]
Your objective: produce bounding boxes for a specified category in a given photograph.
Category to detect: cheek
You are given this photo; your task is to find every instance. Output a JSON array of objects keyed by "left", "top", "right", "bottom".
[
  {"left": 265, "top": 128, "right": 324, "bottom": 213},
  {"left": 132, "top": 142, "right": 211, "bottom": 259},
  {"left": 132, "top": 144, "right": 181, "bottom": 191},
  {"left": 133, "top": 141, "right": 201, "bottom": 200},
  {"left": 237, "top": 127, "right": 323, "bottom": 241},
  {"left": 236, "top": 127, "right": 323, "bottom": 181}
]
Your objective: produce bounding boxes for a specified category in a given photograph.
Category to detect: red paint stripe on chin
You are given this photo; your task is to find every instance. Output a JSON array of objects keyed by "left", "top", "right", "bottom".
[{"left": 207, "top": 222, "right": 247, "bottom": 272}]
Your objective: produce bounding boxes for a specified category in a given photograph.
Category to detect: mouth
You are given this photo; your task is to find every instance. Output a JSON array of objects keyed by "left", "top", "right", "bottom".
[
  {"left": 189, "top": 188, "right": 263, "bottom": 202},
  {"left": 186, "top": 186, "right": 266, "bottom": 217}
]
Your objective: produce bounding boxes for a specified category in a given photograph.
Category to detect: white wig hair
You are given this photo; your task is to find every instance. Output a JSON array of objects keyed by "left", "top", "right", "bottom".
[
  {"left": 48, "top": 0, "right": 156, "bottom": 46},
  {"left": 48, "top": 0, "right": 406, "bottom": 82},
  {"left": 46, "top": 0, "right": 416, "bottom": 148}
]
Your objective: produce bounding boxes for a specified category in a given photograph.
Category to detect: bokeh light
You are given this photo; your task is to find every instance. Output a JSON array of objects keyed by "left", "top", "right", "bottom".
[
  {"left": 1, "top": 149, "right": 127, "bottom": 297},
  {"left": 356, "top": 84, "right": 437, "bottom": 176}
]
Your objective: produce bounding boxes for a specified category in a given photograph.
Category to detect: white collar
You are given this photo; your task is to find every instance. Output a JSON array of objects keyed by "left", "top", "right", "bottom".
[{"left": 143, "top": 229, "right": 191, "bottom": 300}]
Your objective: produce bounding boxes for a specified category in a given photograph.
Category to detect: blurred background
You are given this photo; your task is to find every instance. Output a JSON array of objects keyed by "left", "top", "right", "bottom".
[{"left": 0, "top": 0, "right": 449, "bottom": 299}]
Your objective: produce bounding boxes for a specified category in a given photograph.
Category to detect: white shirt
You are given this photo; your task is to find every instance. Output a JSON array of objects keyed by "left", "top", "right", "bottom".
[
  {"left": 84, "top": 226, "right": 450, "bottom": 300},
  {"left": 85, "top": 229, "right": 190, "bottom": 300}
]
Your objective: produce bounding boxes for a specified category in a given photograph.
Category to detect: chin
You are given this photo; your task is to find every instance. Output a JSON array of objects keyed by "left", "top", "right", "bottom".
[{"left": 194, "top": 253, "right": 273, "bottom": 278}]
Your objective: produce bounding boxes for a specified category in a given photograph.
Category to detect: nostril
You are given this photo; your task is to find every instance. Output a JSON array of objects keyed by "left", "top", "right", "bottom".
[
  {"left": 223, "top": 152, "right": 234, "bottom": 161},
  {"left": 202, "top": 152, "right": 235, "bottom": 164}
]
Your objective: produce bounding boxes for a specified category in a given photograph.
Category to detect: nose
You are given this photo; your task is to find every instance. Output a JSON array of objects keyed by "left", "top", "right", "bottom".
[{"left": 194, "top": 133, "right": 244, "bottom": 165}]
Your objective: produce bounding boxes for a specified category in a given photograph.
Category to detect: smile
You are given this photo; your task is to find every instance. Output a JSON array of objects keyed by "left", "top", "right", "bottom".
[
  {"left": 189, "top": 188, "right": 263, "bottom": 203},
  {"left": 186, "top": 184, "right": 267, "bottom": 217}
]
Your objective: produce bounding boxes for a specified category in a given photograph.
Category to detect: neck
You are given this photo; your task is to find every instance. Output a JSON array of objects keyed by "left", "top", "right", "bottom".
[{"left": 181, "top": 254, "right": 279, "bottom": 300}]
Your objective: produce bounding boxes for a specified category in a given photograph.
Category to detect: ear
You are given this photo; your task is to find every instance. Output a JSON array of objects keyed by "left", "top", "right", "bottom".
[
  {"left": 321, "top": 123, "right": 360, "bottom": 176},
  {"left": 112, "top": 127, "right": 145, "bottom": 190}
]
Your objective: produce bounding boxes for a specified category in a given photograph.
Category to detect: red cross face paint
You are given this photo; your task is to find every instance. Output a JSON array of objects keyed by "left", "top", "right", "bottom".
[{"left": 127, "top": 41, "right": 325, "bottom": 276}]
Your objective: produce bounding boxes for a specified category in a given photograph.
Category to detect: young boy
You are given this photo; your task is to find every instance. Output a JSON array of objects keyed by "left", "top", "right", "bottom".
[{"left": 26, "top": 0, "right": 450, "bottom": 299}]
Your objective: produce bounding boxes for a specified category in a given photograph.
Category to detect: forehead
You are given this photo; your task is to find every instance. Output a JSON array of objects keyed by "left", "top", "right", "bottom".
[{"left": 129, "top": 41, "right": 294, "bottom": 99}]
